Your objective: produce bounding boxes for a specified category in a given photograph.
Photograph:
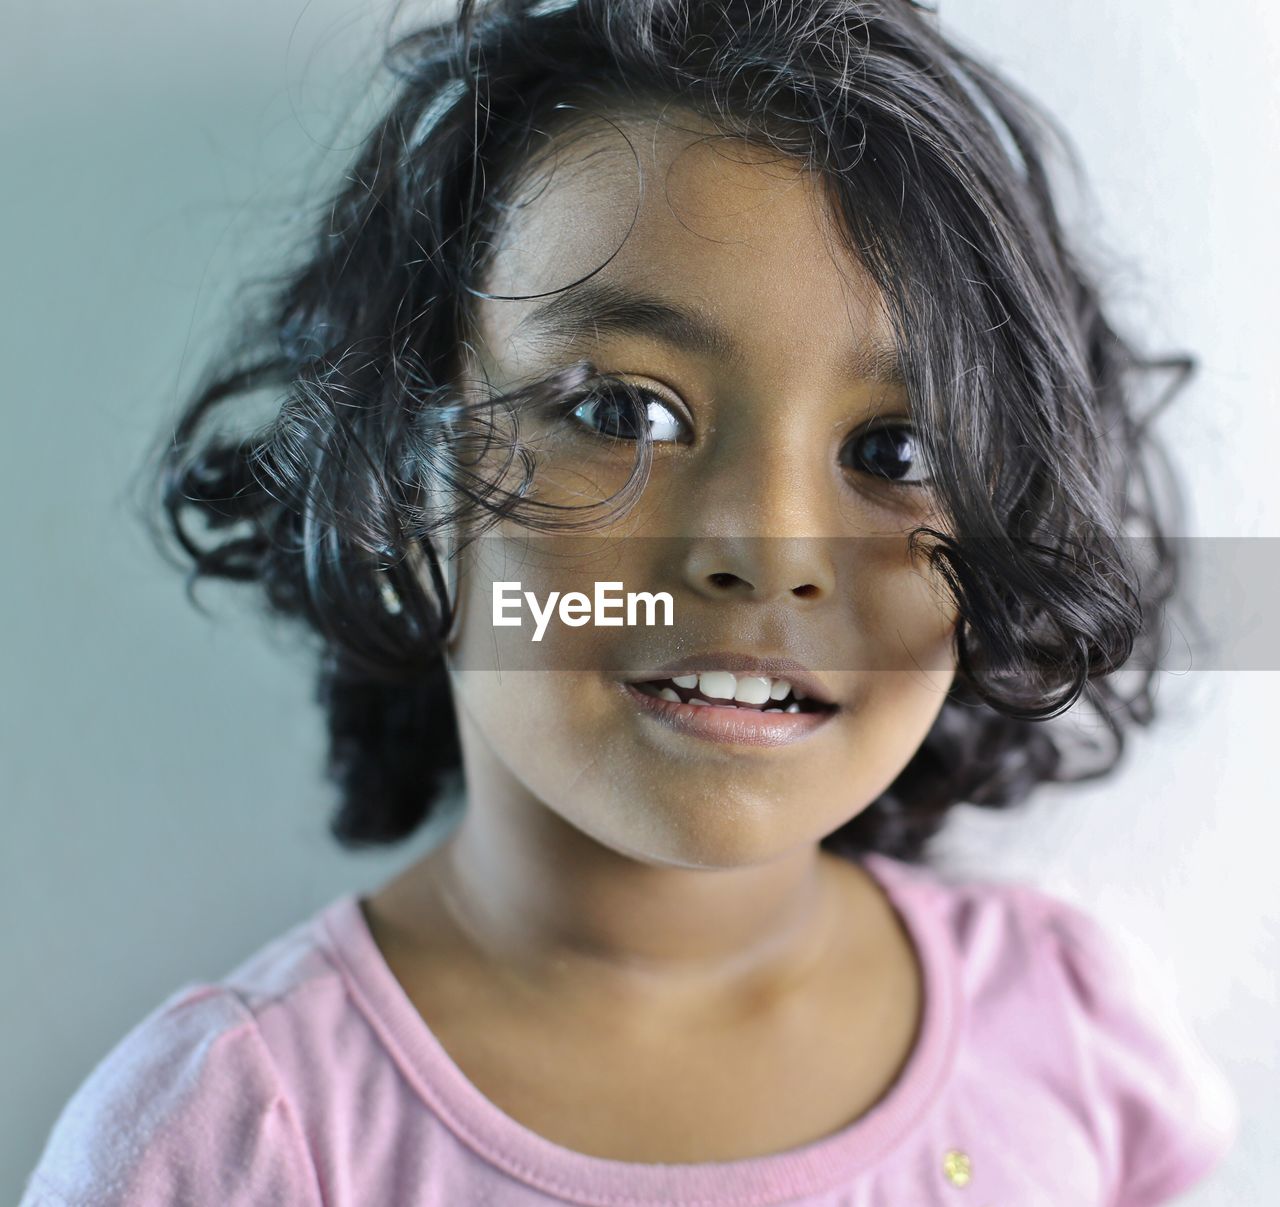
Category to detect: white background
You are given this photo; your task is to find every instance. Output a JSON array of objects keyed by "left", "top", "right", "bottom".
[{"left": 2, "top": 1, "right": 1276, "bottom": 1202}]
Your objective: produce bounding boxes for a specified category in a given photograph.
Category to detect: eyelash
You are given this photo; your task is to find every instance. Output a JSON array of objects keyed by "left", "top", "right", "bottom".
[{"left": 564, "top": 384, "right": 932, "bottom": 488}]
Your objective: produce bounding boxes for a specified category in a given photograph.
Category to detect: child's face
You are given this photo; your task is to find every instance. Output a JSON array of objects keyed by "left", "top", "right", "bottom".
[{"left": 427, "top": 108, "right": 959, "bottom": 869}]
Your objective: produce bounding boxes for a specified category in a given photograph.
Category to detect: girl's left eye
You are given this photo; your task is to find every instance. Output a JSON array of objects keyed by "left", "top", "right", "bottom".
[
  {"left": 841, "top": 422, "right": 932, "bottom": 486},
  {"left": 569, "top": 386, "right": 691, "bottom": 444}
]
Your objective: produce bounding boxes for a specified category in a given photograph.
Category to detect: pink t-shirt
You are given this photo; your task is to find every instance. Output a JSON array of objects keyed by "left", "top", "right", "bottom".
[{"left": 21, "top": 851, "right": 1239, "bottom": 1206}]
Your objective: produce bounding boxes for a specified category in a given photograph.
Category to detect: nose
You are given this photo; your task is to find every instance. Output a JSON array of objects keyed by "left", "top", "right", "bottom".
[
  {"left": 676, "top": 422, "right": 838, "bottom": 605},
  {"left": 683, "top": 542, "right": 833, "bottom": 603}
]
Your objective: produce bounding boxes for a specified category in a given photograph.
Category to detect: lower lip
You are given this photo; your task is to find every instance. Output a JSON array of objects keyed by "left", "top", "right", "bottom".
[{"left": 618, "top": 681, "right": 838, "bottom": 747}]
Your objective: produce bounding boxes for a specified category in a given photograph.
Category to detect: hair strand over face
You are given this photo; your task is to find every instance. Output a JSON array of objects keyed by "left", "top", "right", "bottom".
[{"left": 134, "top": 0, "right": 1201, "bottom": 861}]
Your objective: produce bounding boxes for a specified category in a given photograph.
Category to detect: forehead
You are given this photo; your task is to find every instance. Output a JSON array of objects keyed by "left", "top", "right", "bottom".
[{"left": 469, "top": 105, "right": 898, "bottom": 386}]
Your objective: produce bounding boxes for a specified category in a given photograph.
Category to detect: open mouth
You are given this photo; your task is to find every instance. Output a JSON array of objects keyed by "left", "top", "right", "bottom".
[{"left": 629, "top": 673, "right": 837, "bottom": 715}]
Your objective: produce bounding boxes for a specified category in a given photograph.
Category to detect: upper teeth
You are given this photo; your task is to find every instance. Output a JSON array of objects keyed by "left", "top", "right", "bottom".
[{"left": 668, "top": 671, "right": 807, "bottom": 704}]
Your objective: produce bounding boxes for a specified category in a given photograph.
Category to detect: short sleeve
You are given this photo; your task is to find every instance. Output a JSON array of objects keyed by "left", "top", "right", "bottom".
[
  {"left": 1035, "top": 893, "right": 1240, "bottom": 1207},
  {"left": 19, "top": 983, "right": 322, "bottom": 1206}
]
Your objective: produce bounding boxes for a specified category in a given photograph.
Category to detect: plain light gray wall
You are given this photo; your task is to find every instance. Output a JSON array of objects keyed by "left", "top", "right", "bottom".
[{"left": 3, "top": 2, "right": 1276, "bottom": 1203}]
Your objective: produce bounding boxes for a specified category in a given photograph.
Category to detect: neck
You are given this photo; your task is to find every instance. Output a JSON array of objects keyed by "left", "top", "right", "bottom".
[{"left": 418, "top": 736, "right": 851, "bottom": 1014}]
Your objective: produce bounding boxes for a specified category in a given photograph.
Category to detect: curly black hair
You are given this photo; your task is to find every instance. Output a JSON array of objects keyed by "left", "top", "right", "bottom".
[{"left": 134, "top": 0, "right": 1204, "bottom": 863}]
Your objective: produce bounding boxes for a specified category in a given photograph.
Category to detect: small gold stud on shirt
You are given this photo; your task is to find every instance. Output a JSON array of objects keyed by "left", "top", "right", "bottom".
[{"left": 942, "top": 1148, "right": 972, "bottom": 1187}]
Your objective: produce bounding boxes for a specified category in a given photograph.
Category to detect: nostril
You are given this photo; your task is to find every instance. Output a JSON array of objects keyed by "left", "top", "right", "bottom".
[
  {"left": 709, "top": 572, "right": 741, "bottom": 588},
  {"left": 792, "top": 583, "right": 820, "bottom": 599}
]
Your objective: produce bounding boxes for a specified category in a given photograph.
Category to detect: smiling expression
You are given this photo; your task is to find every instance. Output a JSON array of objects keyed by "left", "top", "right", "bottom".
[{"left": 420, "top": 104, "right": 961, "bottom": 869}]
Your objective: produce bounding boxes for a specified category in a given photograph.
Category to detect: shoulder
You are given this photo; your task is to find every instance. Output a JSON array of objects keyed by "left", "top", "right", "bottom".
[
  {"left": 1015, "top": 879, "right": 1239, "bottom": 1203},
  {"left": 20, "top": 907, "right": 344, "bottom": 1207},
  {"left": 868, "top": 853, "right": 1240, "bottom": 1206}
]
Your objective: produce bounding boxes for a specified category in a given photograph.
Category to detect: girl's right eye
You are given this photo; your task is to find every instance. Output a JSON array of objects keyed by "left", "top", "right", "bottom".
[{"left": 569, "top": 386, "right": 692, "bottom": 444}]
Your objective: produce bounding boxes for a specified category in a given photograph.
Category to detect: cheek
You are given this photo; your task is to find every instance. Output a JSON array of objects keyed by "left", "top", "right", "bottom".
[
  {"left": 823, "top": 546, "right": 959, "bottom": 799},
  {"left": 445, "top": 533, "right": 622, "bottom": 674},
  {"left": 842, "top": 671, "right": 955, "bottom": 804},
  {"left": 848, "top": 535, "right": 960, "bottom": 675},
  {"left": 448, "top": 668, "right": 705, "bottom": 866},
  {"left": 442, "top": 539, "right": 630, "bottom": 811},
  {"left": 449, "top": 670, "right": 615, "bottom": 784}
]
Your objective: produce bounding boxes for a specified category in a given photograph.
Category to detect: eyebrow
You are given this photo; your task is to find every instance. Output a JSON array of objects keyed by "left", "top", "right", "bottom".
[{"left": 511, "top": 279, "right": 907, "bottom": 388}]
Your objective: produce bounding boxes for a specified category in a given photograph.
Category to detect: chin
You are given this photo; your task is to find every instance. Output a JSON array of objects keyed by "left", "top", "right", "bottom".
[{"left": 561, "top": 787, "right": 822, "bottom": 871}]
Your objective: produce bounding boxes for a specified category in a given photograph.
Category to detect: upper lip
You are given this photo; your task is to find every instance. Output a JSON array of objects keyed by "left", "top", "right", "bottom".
[{"left": 622, "top": 651, "right": 839, "bottom": 708}]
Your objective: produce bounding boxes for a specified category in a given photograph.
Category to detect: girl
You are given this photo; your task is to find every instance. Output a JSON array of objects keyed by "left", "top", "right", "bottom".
[{"left": 23, "top": 0, "right": 1238, "bottom": 1204}]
